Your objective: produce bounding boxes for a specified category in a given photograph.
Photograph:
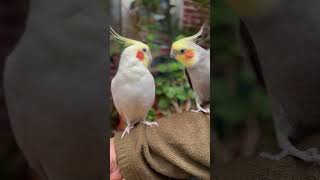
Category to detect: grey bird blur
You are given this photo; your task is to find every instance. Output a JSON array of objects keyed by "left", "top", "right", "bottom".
[
  {"left": 228, "top": 0, "right": 320, "bottom": 162},
  {"left": 4, "top": 0, "right": 108, "bottom": 179}
]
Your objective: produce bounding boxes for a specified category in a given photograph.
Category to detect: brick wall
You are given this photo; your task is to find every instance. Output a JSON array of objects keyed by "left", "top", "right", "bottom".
[
  {"left": 181, "top": 0, "right": 209, "bottom": 29},
  {"left": 180, "top": 0, "right": 210, "bottom": 49}
]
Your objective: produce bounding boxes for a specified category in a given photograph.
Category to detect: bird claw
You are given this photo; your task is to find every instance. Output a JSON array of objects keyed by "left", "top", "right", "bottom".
[
  {"left": 260, "top": 147, "right": 320, "bottom": 163},
  {"left": 140, "top": 120, "right": 159, "bottom": 127},
  {"left": 260, "top": 150, "right": 289, "bottom": 160},
  {"left": 121, "top": 125, "right": 134, "bottom": 139},
  {"left": 191, "top": 109, "right": 198, "bottom": 112},
  {"left": 191, "top": 107, "right": 210, "bottom": 114}
]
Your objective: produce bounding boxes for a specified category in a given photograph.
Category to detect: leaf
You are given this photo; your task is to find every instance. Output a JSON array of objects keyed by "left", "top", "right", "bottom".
[
  {"left": 147, "top": 108, "right": 156, "bottom": 121},
  {"left": 157, "top": 98, "right": 170, "bottom": 109},
  {"left": 157, "top": 64, "right": 168, "bottom": 73}
]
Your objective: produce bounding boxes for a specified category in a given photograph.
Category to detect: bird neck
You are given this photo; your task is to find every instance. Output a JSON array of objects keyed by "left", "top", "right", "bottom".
[{"left": 188, "top": 49, "right": 209, "bottom": 70}]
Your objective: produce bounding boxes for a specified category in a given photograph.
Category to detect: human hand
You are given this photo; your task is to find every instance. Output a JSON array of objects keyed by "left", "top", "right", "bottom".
[{"left": 110, "top": 138, "right": 123, "bottom": 180}]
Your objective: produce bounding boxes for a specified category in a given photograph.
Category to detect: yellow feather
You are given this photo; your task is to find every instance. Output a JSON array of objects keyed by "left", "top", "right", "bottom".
[
  {"left": 171, "top": 24, "right": 206, "bottom": 67},
  {"left": 178, "top": 24, "right": 205, "bottom": 43},
  {"left": 110, "top": 26, "right": 145, "bottom": 47},
  {"left": 171, "top": 24, "right": 205, "bottom": 50}
]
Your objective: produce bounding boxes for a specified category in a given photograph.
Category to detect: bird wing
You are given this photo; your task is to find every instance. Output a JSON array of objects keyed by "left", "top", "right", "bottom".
[
  {"left": 111, "top": 68, "right": 155, "bottom": 123},
  {"left": 239, "top": 19, "right": 266, "bottom": 91},
  {"left": 111, "top": 75, "right": 123, "bottom": 119},
  {"left": 185, "top": 68, "right": 193, "bottom": 90},
  {"left": 185, "top": 51, "right": 211, "bottom": 107}
]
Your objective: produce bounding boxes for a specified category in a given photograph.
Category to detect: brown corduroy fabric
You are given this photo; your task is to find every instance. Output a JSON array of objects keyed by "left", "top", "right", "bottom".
[{"left": 114, "top": 112, "right": 210, "bottom": 180}]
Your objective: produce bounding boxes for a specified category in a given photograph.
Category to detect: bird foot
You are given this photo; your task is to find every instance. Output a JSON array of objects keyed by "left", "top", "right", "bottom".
[
  {"left": 121, "top": 125, "right": 134, "bottom": 139},
  {"left": 191, "top": 107, "right": 210, "bottom": 114},
  {"left": 260, "top": 147, "right": 320, "bottom": 164},
  {"left": 140, "top": 120, "right": 159, "bottom": 127}
]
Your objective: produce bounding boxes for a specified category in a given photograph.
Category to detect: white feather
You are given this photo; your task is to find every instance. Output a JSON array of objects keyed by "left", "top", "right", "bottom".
[{"left": 111, "top": 55, "right": 155, "bottom": 125}]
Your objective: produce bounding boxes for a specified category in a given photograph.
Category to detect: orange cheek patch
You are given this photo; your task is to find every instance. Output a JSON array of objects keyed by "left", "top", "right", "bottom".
[
  {"left": 184, "top": 50, "right": 194, "bottom": 59},
  {"left": 136, "top": 51, "right": 144, "bottom": 61}
]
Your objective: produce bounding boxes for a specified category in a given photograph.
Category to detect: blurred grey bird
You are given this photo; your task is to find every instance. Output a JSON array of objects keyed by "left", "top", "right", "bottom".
[
  {"left": 230, "top": 0, "right": 320, "bottom": 163},
  {"left": 4, "top": 0, "right": 108, "bottom": 179}
]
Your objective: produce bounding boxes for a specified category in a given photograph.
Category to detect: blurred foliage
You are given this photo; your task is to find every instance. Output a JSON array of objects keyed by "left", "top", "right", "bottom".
[
  {"left": 110, "top": 42, "right": 124, "bottom": 55},
  {"left": 134, "top": 0, "right": 209, "bottom": 52},
  {"left": 136, "top": 0, "right": 171, "bottom": 41},
  {"left": 212, "top": 0, "right": 272, "bottom": 139},
  {"left": 139, "top": 0, "right": 208, "bottom": 120},
  {"left": 153, "top": 61, "right": 194, "bottom": 117},
  {"left": 213, "top": 0, "right": 240, "bottom": 62},
  {"left": 193, "top": 0, "right": 210, "bottom": 5}
]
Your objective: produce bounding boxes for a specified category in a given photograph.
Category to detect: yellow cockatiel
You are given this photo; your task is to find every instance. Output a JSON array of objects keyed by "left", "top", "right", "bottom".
[{"left": 170, "top": 26, "right": 210, "bottom": 114}]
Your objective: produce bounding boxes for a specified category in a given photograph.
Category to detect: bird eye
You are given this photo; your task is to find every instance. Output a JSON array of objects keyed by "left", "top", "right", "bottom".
[
  {"left": 142, "top": 48, "right": 147, "bottom": 52},
  {"left": 180, "top": 49, "right": 185, "bottom": 54}
]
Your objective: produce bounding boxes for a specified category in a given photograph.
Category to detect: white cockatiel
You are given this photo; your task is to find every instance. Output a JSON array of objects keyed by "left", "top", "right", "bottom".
[
  {"left": 170, "top": 26, "right": 210, "bottom": 114},
  {"left": 110, "top": 27, "right": 158, "bottom": 138}
]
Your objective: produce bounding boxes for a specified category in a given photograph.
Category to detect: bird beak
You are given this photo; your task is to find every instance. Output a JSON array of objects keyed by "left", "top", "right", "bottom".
[{"left": 170, "top": 49, "right": 175, "bottom": 59}]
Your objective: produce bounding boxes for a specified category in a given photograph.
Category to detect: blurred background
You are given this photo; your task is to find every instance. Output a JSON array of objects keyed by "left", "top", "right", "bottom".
[
  {"left": 110, "top": 0, "right": 210, "bottom": 132},
  {"left": 0, "top": 0, "right": 40, "bottom": 179},
  {"left": 213, "top": 0, "right": 275, "bottom": 162}
]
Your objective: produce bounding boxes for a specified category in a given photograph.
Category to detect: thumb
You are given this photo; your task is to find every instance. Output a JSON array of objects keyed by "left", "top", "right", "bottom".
[{"left": 110, "top": 138, "right": 123, "bottom": 180}]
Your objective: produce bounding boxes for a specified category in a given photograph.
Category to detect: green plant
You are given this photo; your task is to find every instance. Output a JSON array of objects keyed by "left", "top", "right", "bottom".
[
  {"left": 193, "top": 0, "right": 210, "bottom": 6},
  {"left": 150, "top": 61, "right": 194, "bottom": 119}
]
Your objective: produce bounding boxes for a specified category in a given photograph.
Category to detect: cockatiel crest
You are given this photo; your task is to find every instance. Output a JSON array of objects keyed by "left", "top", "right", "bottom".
[
  {"left": 110, "top": 27, "right": 152, "bottom": 68},
  {"left": 170, "top": 25, "right": 205, "bottom": 68}
]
